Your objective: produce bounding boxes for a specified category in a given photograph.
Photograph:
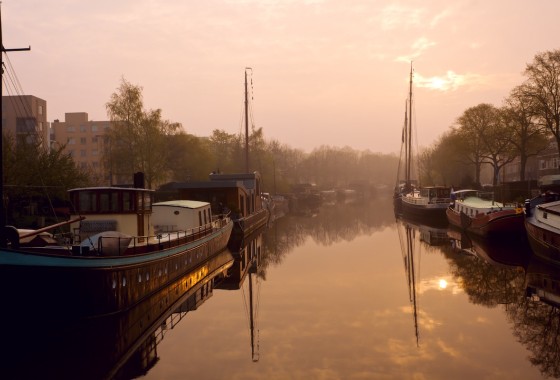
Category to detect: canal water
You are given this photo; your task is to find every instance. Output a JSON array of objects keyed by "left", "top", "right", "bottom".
[{"left": 2, "top": 195, "right": 558, "bottom": 379}]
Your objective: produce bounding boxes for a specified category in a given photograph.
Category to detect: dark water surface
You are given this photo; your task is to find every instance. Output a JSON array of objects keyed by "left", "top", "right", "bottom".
[{"left": 3, "top": 196, "right": 558, "bottom": 379}]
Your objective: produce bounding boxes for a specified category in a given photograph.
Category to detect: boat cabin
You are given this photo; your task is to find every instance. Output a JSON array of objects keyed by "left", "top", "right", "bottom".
[
  {"left": 68, "top": 186, "right": 154, "bottom": 243},
  {"left": 157, "top": 172, "right": 264, "bottom": 219},
  {"left": 151, "top": 200, "right": 214, "bottom": 233}
]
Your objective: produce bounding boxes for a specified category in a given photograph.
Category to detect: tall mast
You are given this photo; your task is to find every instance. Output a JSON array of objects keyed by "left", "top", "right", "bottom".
[
  {"left": 0, "top": 5, "right": 30, "bottom": 247},
  {"left": 406, "top": 63, "right": 413, "bottom": 189},
  {"left": 244, "top": 67, "right": 252, "bottom": 173}
]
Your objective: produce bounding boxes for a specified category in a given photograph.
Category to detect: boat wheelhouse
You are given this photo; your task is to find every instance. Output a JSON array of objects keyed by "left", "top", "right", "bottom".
[{"left": 158, "top": 171, "right": 269, "bottom": 243}]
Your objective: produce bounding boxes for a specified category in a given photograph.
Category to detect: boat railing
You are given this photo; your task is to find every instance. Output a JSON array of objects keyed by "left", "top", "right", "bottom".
[{"left": 95, "top": 218, "right": 230, "bottom": 256}]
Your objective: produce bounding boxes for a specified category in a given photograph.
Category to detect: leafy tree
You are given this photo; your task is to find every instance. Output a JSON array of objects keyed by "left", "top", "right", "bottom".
[
  {"left": 522, "top": 49, "right": 560, "bottom": 170},
  {"left": 2, "top": 133, "right": 89, "bottom": 226},
  {"left": 105, "top": 78, "right": 181, "bottom": 188}
]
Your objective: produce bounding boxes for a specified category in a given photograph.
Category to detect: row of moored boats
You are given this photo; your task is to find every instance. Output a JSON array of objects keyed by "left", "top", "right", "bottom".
[{"left": 395, "top": 185, "right": 560, "bottom": 265}]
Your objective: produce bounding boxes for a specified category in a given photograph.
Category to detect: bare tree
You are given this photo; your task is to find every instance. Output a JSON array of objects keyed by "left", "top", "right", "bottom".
[
  {"left": 522, "top": 49, "right": 560, "bottom": 171},
  {"left": 502, "top": 84, "right": 549, "bottom": 180}
]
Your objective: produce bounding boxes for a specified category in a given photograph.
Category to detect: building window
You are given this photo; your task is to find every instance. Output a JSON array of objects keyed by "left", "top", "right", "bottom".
[
  {"left": 68, "top": 138, "right": 76, "bottom": 145},
  {"left": 554, "top": 158, "right": 559, "bottom": 169},
  {"left": 38, "top": 105, "right": 43, "bottom": 115},
  {"left": 92, "top": 149, "right": 98, "bottom": 156},
  {"left": 80, "top": 150, "right": 86, "bottom": 157},
  {"left": 16, "top": 117, "right": 36, "bottom": 133},
  {"left": 80, "top": 137, "right": 86, "bottom": 144},
  {"left": 80, "top": 125, "right": 87, "bottom": 132},
  {"left": 91, "top": 125, "right": 98, "bottom": 132},
  {"left": 80, "top": 162, "right": 88, "bottom": 168},
  {"left": 92, "top": 136, "right": 98, "bottom": 143},
  {"left": 540, "top": 160, "right": 548, "bottom": 170},
  {"left": 67, "top": 126, "right": 75, "bottom": 132}
]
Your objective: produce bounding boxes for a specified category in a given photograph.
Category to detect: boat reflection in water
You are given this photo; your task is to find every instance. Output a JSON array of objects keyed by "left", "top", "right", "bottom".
[
  {"left": 396, "top": 215, "right": 449, "bottom": 346},
  {"left": 447, "top": 228, "right": 560, "bottom": 378},
  {"left": 217, "top": 225, "right": 264, "bottom": 362},
  {"left": 0, "top": 249, "right": 235, "bottom": 380}
]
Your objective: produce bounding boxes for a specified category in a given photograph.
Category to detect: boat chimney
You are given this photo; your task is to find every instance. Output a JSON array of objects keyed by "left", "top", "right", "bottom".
[{"left": 134, "top": 172, "right": 145, "bottom": 189}]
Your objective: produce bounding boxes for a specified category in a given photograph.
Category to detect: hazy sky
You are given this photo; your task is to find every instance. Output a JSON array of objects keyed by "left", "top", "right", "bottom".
[{"left": 3, "top": 1, "right": 559, "bottom": 154}]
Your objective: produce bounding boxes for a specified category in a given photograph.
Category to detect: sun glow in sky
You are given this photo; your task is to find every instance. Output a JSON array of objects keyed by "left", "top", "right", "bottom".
[{"left": 4, "top": 1, "right": 560, "bottom": 153}]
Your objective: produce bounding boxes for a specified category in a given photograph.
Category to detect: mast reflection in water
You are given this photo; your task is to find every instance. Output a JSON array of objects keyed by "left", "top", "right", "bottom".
[{"left": 5, "top": 199, "right": 560, "bottom": 378}]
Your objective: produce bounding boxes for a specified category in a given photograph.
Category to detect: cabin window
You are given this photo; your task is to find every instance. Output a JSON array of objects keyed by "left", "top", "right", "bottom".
[
  {"left": 204, "top": 209, "right": 208, "bottom": 225},
  {"left": 123, "top": 192, "right": 132, "bottom": 212},
  {"left": 143, "top": 193, "right": 152, "bottom": 211},
  {"left": 199, "top": 211, "right": 202, "bottom": 226},
  {"left": 99, "top": 191, "right": 119, "bottom": 212},
  {"left": 79, "top": 191, "right": 96, "bottom": 212}
]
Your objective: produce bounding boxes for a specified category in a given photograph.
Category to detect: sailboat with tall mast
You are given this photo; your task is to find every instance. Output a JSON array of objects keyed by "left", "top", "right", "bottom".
[
  {"left": 397, "top": 64, "right": 451, "bottom": 225},
  {"left": 157, "top": 68, "right": 269, "bottom": 244}
]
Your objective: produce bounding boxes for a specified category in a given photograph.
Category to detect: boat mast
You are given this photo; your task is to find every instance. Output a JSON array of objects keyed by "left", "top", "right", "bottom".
[
  {"left": 244, "top": 67, "right": 252, "bottom": 173},
  {"left": 406, "top": 63, "right": 413, "bottom": 190},
  {"left": 0, "top": 5, "right": 30, "bottom": 247}
]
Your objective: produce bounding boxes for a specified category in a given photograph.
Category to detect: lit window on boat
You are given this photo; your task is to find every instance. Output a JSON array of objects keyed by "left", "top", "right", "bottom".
[
  {"left": 146, "top": 273, "right": 150, "bottom": 281},
  {"left": 544, "top": 212, "right": 548, "bottom": 219},
  {"left": 158, "top": 269, "right": 162, "bottom": 277},
  {"left": 112, "top": 279, "right": 117, "bottom": 289},
  {"left": 138, "top": 274, "right": 142, "bottom": 283},
  {"left": 122, "top": 277, "right": 127, "bottom": 287}
]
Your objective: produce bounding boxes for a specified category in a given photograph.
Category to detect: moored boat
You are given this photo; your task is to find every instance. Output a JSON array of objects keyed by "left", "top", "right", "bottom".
[
  {"left": 394, "top": 65, "right": 451, "bottom": 223},
  {"left": 446, "top": 189, "right": 524, "bottom": 237},
  {"left": 401, "top": 186, "right": 451, "bottom": 224},
  {"left": 0, "top": 185, "right": 233, "bottom": 318},
  {"left": 524, "top": 192, "right": 560, "bottom": 265}
]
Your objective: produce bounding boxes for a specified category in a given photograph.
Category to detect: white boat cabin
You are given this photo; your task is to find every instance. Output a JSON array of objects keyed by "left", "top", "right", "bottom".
[
  {"left": 151, "top": 200, "right": 214, "bottom": 233},
  {"left": 451, "top": 190, "right": 516, "bottom": 217}
]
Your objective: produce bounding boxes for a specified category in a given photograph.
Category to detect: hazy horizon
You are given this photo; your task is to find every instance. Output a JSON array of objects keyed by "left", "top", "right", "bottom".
[{"left": 4, "top": 1, "right": 559, "bottom": 154}]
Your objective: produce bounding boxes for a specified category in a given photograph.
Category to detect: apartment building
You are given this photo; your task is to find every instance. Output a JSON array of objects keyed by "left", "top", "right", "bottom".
[
  {"left": 2, "top": 95, "right": 49, "bottom": 149},
  {"left": 51, "top": 112, "right": 112, "bottom": 185}
]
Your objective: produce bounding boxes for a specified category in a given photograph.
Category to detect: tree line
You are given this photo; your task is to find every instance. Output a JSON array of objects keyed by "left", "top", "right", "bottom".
[
  {"left": 103, "top": 78, "right": 399, "bottom": 194},
  {"left": 417, "top": 49, "right": 560, "bottom": 188}
]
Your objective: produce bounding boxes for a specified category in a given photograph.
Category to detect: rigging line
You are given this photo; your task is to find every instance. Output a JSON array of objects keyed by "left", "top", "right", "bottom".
[{"left": 4, "top": 53, "right": 26, "bottom": 96}]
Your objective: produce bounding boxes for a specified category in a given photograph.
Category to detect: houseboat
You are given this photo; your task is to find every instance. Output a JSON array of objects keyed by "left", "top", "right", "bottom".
[
  {"left": 0, "top": 185, "right": 233, "bottom": 318},
  {"left": 158, "top": 171, "right": 269, "bottom": 244}
]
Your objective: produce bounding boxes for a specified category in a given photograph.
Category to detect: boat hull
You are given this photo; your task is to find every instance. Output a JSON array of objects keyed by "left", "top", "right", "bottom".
[
  {"left": 401, "top": 200, "right": 448, "bottom": 226},
  {"left": 525, "top": 216, "right": 560, "bottom": 265},
  {"left": 230, "top": 207, "right": 269, "bottom": 245},
  {"left": 0, "top": 220, "right": 233, "bottom": 318},
  {"left": 446, "top": 206, "right": 525, "bottom": 237}
]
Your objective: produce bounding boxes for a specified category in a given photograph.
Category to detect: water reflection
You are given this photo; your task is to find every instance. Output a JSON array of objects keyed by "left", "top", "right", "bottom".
[
  {"left": 5, "top": 200, "right": 560, "bottom": 378},
  {"left": 446, "top": 227, "right": 560, "bottom": 378},
  {"left": 0, "top": 249, "right": 234, "bottom": 379}
]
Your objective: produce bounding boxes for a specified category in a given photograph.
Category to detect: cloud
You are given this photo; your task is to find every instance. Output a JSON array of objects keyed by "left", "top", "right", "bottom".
[
  {"left": 415, "top": 70, "right": 486, "bottom": 92},
  {"left": 396, "top": 37, "right": 436, "bottom": 62}
]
